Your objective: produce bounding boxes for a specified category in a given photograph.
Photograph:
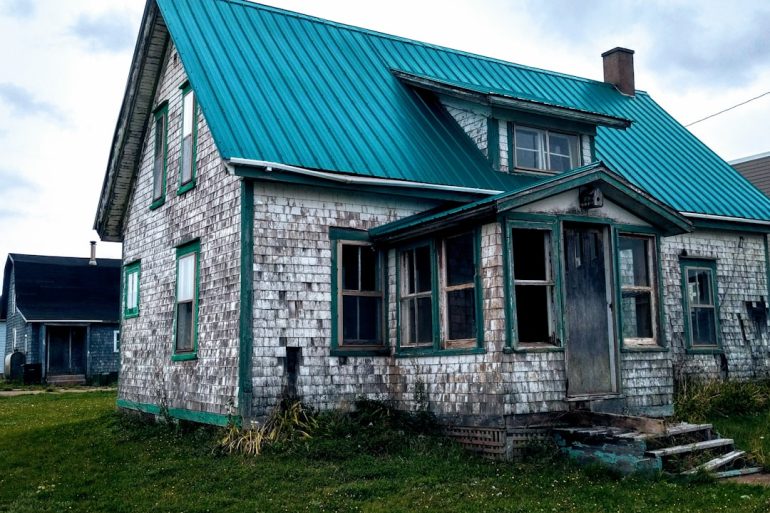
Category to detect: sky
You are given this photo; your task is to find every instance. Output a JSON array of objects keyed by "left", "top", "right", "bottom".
[{"left": 0, "top": 0, "right": 769, "bottom": 290}]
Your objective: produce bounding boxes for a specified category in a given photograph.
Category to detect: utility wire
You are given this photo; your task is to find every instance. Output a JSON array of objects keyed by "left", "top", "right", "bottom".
[{"left": 685, "top": 91, "right": 770, "bottom": 127}]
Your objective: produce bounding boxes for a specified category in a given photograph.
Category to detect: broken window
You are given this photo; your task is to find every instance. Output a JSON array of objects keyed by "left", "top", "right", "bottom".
[
  {"left": 511, "top": 228, "right": 556, "bottom": 345},
  {"left": 339, "top": 242, "right": 383, "bottom": 347},
  {"left": 400, "top": 244, "right": 434, "bottom": 346},
  {"left": 442, "top": 232, "right": 477, "bottom": 346},
  {"left": 151, "top": 104, "right": 168, "bottom": 207},
  {"left": 513, "top": 125, "right": 579, "bottom": 173},
  {"left": 619, "top": 235, "right": 658, "bottom": 345},
  {"left": 174, "top": 241, "right": 200, "bottom": 358},
  {"left": 682, "top": 260, "right": 720, "bottom": 348}
]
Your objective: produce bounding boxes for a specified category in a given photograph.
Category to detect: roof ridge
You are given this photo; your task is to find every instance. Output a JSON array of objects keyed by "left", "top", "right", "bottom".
[{"left": 219, "top": 0, "right": 629, "bottom": 92}]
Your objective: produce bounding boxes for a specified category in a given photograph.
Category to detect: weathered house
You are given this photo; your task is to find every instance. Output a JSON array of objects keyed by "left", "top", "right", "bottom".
[
  {"left": 732, "top": 152, "right": 770, "bottom": 199},
  {"left": 95, "top": 0, "right": 770, "bottom": 429},
  {"left": 1, "top": 252, "right": 121, "bottom": 384}
]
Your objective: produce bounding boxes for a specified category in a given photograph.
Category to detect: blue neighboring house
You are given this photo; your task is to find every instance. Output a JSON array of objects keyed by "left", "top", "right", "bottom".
[{"left": 1, "top": 253, "right": 121, "bottom": 385}]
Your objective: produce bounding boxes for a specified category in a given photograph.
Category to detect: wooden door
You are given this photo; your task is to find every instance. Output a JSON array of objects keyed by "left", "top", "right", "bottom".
[
  {"left": 47, "top": 326, "right": 86, "bottom": 375},
  {"left": 563, "top": 224, "right": 617, "bottom": 397}
]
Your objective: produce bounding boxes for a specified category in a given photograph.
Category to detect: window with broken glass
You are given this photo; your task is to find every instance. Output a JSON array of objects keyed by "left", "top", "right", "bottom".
[
  {"left": 619, "top": 235, "right": 659, "bottom": 346},
  {"left": 511, "top": 228, "right": 558, "bottom": 346},
  {"left": 400, "top": 243, "right": 434, "bottom": 347},
  {"left": 151, "top": 103, "right": 168, "bottom": 208},
  {"left": 681, "top": 260, "right": 720, "bottom": 350},
  {"left": 338, "top": 242, "right": 383, "bottom": 348},
  {"left": 441, "top": 232, "right": 477, "bottom": 348}
]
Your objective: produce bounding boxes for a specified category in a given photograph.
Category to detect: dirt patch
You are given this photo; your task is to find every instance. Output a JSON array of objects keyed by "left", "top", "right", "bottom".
[
  {"left": 0, "top": 387, "right": 115, "bottom": 398},
  {"left": 726, "top": 473, "right": 770, "bottom": 487}
]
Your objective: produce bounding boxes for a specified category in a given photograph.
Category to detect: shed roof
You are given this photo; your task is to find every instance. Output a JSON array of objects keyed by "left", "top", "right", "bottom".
[{"left": 1, "top": 254, "right": 121, "bottom": 323}]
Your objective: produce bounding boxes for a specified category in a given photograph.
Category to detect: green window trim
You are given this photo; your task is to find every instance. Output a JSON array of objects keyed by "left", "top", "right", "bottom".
[
  {"left": 502, "top": 215, "right": 564, "bottom": 352},
  {"left": 395, "top": 230, "right": 484, "bottom": 356},
  {"left": 679, "top": 257, "right": 722, "bottom": 354},
  {"left": 614, "top": 227, "right": 668, "bottom": 352},
  {"left": 150, "top": 103, "right": 169, "bottom": 210},
  {"left": 330, "top": 232, "right": 389, "bottom": 357},
  {"left": 177, "top": 84, "right": 198, "bottom": 196},
  {"left": 122, "top": 261, "right": 141, "bottom": 319},
  {"left": 173, "top": 239, "right": 201, "bottom": 361}
]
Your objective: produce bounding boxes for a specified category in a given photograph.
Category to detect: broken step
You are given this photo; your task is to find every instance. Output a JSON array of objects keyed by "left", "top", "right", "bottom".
[
  {"left": 714, "top": 467, "right": 764, "bottom": 479},
  {"left": 681, "top": 450, "right": 745, "bottom": 474},
  {"left": 647, "top": 438, "right": 733, "bottom": 457}
]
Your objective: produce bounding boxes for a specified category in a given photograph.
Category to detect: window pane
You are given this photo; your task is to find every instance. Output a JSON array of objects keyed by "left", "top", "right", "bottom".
[
  {"left": 357, "top": 296, "right": 381, "bottom": 342},
  {"left": 691, "top": 307, "right": 717, "bottom": 346},
  {"left": 416, "top": 296, "right": 433, "bottom": 343},
  {"left": 512, "top": 229, "right": 548, "bottom": 281},
  {"left": 447, "top": 288, "right": 475, "bottom": 340},
  {"left": 687, "top": 269, "right": 712, "bottom": 305},
  {"left": 126, "top": 272, "right": 138, "bottom": 310},
  {"left": 548, "top": 133, "right": 573, "bottom": 157},
  {"left": 181, "top": 135, "right": 193, "bottom": 184},
  {"left": 404, "top": 250, "right": 415, "bottom": 294},
  {"left": 516, "top": 148, "right": 539, "bottom": 169},
  {"left": 360, "top": 246, "right": 377, "bottom": 291},
  {"left": 548, "top": 154, "right": 572, "bottom": 172},
  {"left": 622, "top": 290, "right": 653, "bottom": 339},
  {"left": 176, "top": 302, "right": 194, "bottom": 351},
  {"left": 415, "top": 245, "right": 432, "bottom": 293},
  {"left": 183, "top": 91, "right": 194, "bottom": 137},
  {"left": 619, "top": 237, "right": 650, "bottom": 287},
  {"left": 153, "top": 116, "right": 165, "bottom": 200},
  {"left": 177, "top": 254, "right": 195, "bottom": 301},
  {"left": 515, "top": 285, "right": 551, "bottom": 343},
  {"left": 342, "top": 295, "right": 358, "bottom": 341},
  {"left": 341, "top": 245, "right": 359, "bottom": 291},
  {"left": 446, "top": 232, "right": 474, "bottom": 286},
  {"left": 515, "top": 127, "right": 542, "bottom": 169}
]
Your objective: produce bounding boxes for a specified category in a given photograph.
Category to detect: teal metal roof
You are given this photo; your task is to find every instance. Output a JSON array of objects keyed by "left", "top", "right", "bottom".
[{"left": 157, "top": 0, "right": 770, "bottom": 222}]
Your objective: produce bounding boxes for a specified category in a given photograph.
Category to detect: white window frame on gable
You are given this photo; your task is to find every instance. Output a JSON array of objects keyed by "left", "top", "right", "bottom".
[
  {"left": 113, "top": 330, "right": 120, "bottom": 353},
  {"left": 513, "top": 125, "right": 580, "bottom": 174}
]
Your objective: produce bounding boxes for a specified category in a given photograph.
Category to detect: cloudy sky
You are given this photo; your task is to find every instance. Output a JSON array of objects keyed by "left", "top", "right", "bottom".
[{"left": 1, "top": 0, "right": 769, "bottom": 289}]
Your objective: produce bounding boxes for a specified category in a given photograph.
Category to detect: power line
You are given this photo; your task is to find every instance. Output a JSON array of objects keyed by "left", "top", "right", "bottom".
[{"left": 685, "top": 91, "right": 770, "bottom": 127}]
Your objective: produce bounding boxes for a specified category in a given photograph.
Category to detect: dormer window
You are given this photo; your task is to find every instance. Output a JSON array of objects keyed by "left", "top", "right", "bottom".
[{"left": 514, "top": 126, "right": 579, "bottom": 173}]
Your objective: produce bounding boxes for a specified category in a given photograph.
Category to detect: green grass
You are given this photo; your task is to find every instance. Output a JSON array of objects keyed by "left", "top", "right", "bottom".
[
  {"left": 1, "top": 392, "right": 770, "bottom": 513},
  {"left": 712, "top": 413, "right": 770, "bottom": 469}
]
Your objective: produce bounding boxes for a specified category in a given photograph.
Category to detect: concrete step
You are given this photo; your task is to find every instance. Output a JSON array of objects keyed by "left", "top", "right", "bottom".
[
  {"left": 647, "top": 438, "right": 733, "bottom": 458},
  {"left": 682, "top": 450, "right": 746, "bottom": 475}
]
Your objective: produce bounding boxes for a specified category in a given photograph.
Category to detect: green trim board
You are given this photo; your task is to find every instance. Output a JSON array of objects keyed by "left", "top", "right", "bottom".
[
  {"left": 329, "top": 235, "right": 389, "bottom": 356},
  {"left": 122, "top": 260, "right": 141, "bottom": 319},
  {"left": 117, "top": 398, "right": 232, "bottom": 427},
  {"left": 502, "top": 215, "right": 564, "bottom": 351},
  {"left": 177, "top": 83, "right": 198, "bottom": 196},
  {"left": 150, "top": 103, "right": 168, "bottom": 210},
  {"left": 172, "top": 239, "right": 201, "bottom": 361},
  {"left": 239, "top": 179, "right": 254, "bottom": 420},
  {"left": 394, "top": 229, "right": 485, "bottom": 356},
  {"left": 679, "top": 257, "right": 723, "bottom": 354}
]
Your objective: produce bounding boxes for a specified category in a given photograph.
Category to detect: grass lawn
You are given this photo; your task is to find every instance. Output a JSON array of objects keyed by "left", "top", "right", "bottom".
[
  {"left": 712, "top": 412, "right": 770, "bottom": 468},
  {"left": 1, "top": 392, "right": 770, "bottom": 513}
]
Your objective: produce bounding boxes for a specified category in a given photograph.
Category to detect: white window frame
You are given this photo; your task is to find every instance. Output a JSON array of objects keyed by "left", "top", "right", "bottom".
[
  {"left": 619, "top": 234, "right": 659, "bottom": 347},
  {"left": 513, "top": 125, "right": 579, "bottom": 174},
  {"left": 113, "top": 330, "right": 120, "bottom": 353}
]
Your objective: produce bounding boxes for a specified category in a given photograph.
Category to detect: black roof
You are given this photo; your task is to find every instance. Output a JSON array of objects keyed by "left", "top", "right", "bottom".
[{"left": 2, "top": 254, "right": 121, "bottom": 322}]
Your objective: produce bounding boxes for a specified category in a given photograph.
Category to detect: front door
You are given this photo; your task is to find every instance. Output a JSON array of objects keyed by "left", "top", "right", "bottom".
[
  {"left": 563, "top": 223, "right": 617, "bottom": 397},
  {"left": 47, "top": 326, "right": 86, "bottom": 375}
]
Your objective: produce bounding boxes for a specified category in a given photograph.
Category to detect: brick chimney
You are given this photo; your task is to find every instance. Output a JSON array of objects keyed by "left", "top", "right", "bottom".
[{"left": 602, "top": 47, "right": 635, "bottom": 96}]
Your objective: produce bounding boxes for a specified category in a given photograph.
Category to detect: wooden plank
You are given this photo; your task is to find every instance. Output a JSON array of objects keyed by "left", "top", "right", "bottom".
[
  {"left": 714, "top": 467, "right": 763, "bottom": 479},
  {"left": 647, "top": 438, "right": 733, "bottom": 457},
  {"left": 682, "top": 450, "right": 745, "bottom": 474},
  {"left": 637, "top": 423, "right": 712, "bottom": 440},
  {"left": 563, "top": 411, "right": 667, "bottom": 434}
]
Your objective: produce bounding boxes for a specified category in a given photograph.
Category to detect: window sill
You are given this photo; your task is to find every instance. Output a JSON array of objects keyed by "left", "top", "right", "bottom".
[
  {"left": 331, "top": 348, "right": 389, "bottom": 357},
  {"left": 172, "top": 352, "right": 198, "bottom": 362},
  {"left": 395, "top": 347, "right": 485, "bottom": 358},
  {"left": 177, "top": 180, "right": 196, "bottom": 196},
  {"left": 149, "top": 198, "right": 165, "bottom": 210},
  {"left": 504, "top": 344, "right": 563, "bottom": 354},
  {"left": 621, "top": 342, "right": 667, "bottom": 353},
  {"left": 123, "top": 311, "right": 139, "bottom": 320},
  {"left": 686, "top": 346, "right": 723, "bottom": 355}
]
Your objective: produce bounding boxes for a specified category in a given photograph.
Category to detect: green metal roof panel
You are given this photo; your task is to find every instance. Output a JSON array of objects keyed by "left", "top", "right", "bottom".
[{"left": 156, "top": 0, "right": 770, "bottom": 222}]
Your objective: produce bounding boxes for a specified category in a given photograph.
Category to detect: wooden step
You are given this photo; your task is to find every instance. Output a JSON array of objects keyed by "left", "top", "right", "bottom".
[
  {"left": 682, "top": 450, "right": 746, "bottom": 474},
  {"left": 714, "top": 467, "right": 764, "bottom": 479},
  {"left": 646, "top": 438, "right": 733, "bottom": 457},
  {"left": 637, "top": 423, "right": 713, "bottom": 440}
]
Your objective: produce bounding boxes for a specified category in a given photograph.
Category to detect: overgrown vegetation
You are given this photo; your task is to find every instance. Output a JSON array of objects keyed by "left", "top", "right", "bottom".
[{"left": 2, "top": 391, "right": 770, "bottom": 512}]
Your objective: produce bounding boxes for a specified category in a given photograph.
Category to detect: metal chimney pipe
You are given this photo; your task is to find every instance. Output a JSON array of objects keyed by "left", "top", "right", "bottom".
[{"left": 89, "top": 241, "right": 97, "bottom": 266}]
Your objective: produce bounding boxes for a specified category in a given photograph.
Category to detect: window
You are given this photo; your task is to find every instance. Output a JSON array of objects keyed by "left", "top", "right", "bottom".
[
  {"left": 337, "top": 242, "right": 383, "bottom": 348},
  {"left": 123, "top": 261, "right": 140, "bottom": 319},
  {"left": 513, "top": 125, "right": 579, "bottom": 173},
  {"left": 397, "top": 232, "right": 482, "bottom": 353},
  {"left": 681, "top": 259, "right": 720, "bottom": 350},
  {"left": 174, "top": 241, "right": 200, "bottom": 360},
  {"left": 178, "top": 85, "right": 197, "bottom": 194},
  {"left": 510, "top": 228, "right": 557, "bottom": 346},
  {"left": 151, "top": 103, "right": 168, "bottom": 208},
  {"left": 442, "top": 232, "right": 477, "bottom": 346},
  {"left": 400, "top": 243, "right": 434, "bottom": 347},
  {"left": 619, "top": 235, "right": 659, "bottom": 346},
  {"left": 113, "top": 330, "right": 120, "bottom": 353}
]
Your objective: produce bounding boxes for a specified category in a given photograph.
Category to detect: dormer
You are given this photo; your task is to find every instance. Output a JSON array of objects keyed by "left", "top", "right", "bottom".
[{"left": 392, "top": 68, "right": 632, "bottom": 177}]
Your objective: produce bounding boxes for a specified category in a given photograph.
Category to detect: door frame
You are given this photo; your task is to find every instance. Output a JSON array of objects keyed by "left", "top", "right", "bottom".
[
  {"left": 560, "top": 220, "right": 621, "bottom": 400},
  {"left": 44, "top": 323, "right": 89, "bottom": 376}
]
